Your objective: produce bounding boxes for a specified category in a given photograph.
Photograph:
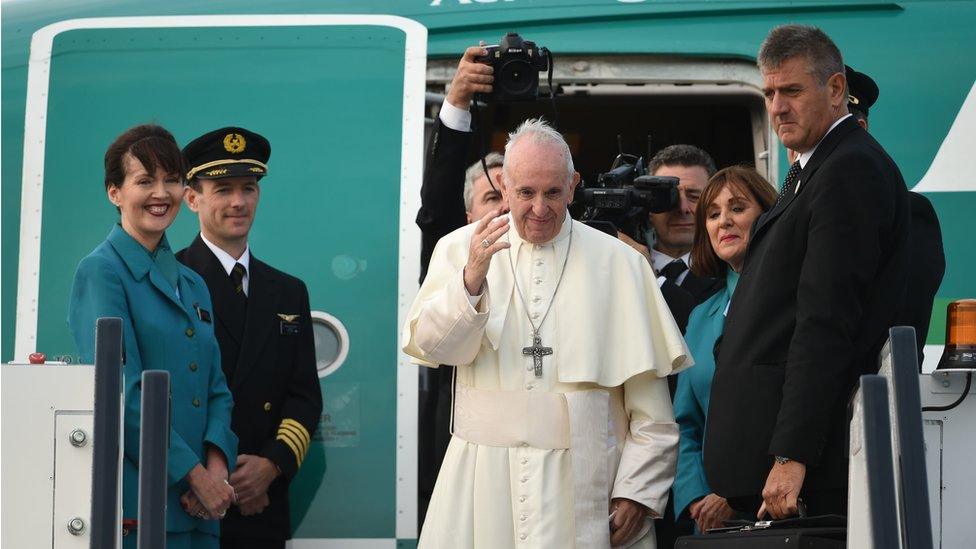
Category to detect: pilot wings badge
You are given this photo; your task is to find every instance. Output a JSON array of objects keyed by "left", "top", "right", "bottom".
[{"left": 277, "top": 313, "right": 300, "bottom": 323}]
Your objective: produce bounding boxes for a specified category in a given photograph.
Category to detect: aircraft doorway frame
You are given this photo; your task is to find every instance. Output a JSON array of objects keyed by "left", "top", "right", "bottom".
[
  {"left": 14, "top": 14, "right": 428, "bottom": 547},
  {"left": 427, "top": 54, "right": 776, "bottom": 183}
]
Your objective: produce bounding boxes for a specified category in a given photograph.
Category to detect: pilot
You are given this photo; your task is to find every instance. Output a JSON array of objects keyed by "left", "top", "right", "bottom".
[
  {"left": 177, "top": 127, "right": 323, "bottom": 549},
  {"left": 843, "top": 65, "right": 946, "bottom": 364}
]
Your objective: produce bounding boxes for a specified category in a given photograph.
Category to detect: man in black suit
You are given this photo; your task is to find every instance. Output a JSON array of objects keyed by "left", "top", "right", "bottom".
[
  {"left": 704, "top": 25, "right": 911, "bottom": 519},
  {"left": 418, "top": 45, "right": 499, "bottom": 282},
  {"left": 177, "top": 127, "right": 323, "bottom": 549},
  {"left": 416, "top": 44, "right": 507, "bottom": 530},
  {"left": 617, "top": 143, "right": 721, "bottom": 549},
  {"left": 845, "top": 65, "right": 946, "bottom": 364}
]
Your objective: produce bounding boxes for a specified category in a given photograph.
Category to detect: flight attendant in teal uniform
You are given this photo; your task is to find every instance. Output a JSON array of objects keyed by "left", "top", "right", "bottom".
[
  {"left": 68, "top": 124, "right": 238, "bottom": 549},
  {"left": 673, "top": 166, "right": 777, "bottom": 533}
]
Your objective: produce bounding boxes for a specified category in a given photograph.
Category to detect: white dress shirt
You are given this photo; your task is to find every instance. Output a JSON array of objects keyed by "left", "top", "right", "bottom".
[
  {"left": 200, "top": 233, "right": 251, "bottom": 296},
  {"left": 439, "top": 99, "right": 473, "bottom": 132}
]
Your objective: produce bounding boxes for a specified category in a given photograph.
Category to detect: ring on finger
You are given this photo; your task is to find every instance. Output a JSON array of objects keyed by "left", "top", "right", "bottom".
[{"left": 481, "top": 238, "right": 490, "bottom": 249}]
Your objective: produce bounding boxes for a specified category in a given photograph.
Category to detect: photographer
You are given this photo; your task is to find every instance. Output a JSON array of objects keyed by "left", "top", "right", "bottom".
[
  {"left": 416, "top": 45, "right": 506, "bottom": 531},
  {"left": 417, "top": 45, "right": 497, "bottom": 281}
]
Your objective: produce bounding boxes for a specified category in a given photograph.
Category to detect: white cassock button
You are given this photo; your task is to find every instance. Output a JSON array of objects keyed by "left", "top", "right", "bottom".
[
  {"left": 520, "top": 514, "right": 527, "bottom": 522},
  {"left": 519, "top": 495, "right": 527, "bottom": 502},
  {"left": 520, "top": 442, "right": 529, "bottom": 448},
  {"left": 521, "top": 457, "right": 528, "bottom": 465},
  {"left": 520, "top": 533, "right": 527, "bottom": 540},
  {"left": 531, "top": 312, "right": 540, "bottom": 319},
  {"left": 535, "top": 260, "right": 543, "bottom": 266},
  {"left": 520, "top": 476, "right": 528, "bottom": 484},
  {"left": 532, "top": 295, "right": 541, "bottom": 303},
  {"left": 526, "top": 365, "right": 533, "bottom": 372},
  {"left": 526, "top": 384, "right": 533, "bottom": 390},
  {"left": 534, "top": 277, "right": 543, "bottom": 285}
]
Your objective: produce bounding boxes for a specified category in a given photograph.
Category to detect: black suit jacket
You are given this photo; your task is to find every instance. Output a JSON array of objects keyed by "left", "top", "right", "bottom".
[
  {"left": 678, "top": 270, "right": 724, "bottom": 305},
  {"left": 417, "top": 116, "right": 472, "bottom": 282},
  {"left": 177, "top": 236, "right": 323, "bottom": 541},
  {"left": 660, "top": 279, "right": 696, "bottom": 334},
  {"left": 704, "top": 117, "right": 910, "bottom": 507},
  {"left": 898, "top": 192, "right": 946, "bottom": 364}
]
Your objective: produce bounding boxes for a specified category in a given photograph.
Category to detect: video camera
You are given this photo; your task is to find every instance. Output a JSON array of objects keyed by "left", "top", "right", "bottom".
[
  {"left": 475, "top": 32, "right": 551, "bottom": 102},
  {"left": 580, "top": 142, "right": 679, "bottom": 243}
]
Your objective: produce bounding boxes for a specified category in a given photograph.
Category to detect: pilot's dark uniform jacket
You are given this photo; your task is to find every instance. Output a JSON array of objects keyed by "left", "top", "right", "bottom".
[
  {"left": 846, "top": 64, "right": 946, "bottom": 364},
  {"left": 177, "top": 128, "right": 323, "bottom": 547}
]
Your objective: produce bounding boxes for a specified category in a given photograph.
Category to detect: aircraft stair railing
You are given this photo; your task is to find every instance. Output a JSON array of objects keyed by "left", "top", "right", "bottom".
[
  {"left": 136, "top": 370, "right": 170, "bottom": 549},
  {"left": 90, "top": 317, "right": 124, "bottom": 549}
]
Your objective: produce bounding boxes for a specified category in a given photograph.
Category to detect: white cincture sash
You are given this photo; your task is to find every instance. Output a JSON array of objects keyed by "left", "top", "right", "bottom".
[{"left": 452, "top": 383, "right": 611, "bottom": 549}]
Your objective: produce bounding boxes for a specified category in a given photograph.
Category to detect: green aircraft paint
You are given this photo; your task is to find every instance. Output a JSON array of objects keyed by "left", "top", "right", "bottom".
[{"left": 3, "top": 1, "right": 974, "bottom": 545}]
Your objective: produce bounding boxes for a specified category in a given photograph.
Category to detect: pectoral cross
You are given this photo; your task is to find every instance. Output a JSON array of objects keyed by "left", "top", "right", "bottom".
[{"left": 522, "top": 332, "right": 553, "bottom": 378}]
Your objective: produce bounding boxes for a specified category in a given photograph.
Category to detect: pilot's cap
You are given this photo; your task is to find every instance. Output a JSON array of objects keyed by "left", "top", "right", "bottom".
[
  {"left": 845, "top": 65, "right": 879, "bottom": 118},
  {"left": 183, "top": 127, "right": 271, "bottom": 181}
]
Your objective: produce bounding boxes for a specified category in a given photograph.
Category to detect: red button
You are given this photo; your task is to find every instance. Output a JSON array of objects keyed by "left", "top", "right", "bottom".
[{"left": 28, "top": 353, "right": 46, "bottom": 364}]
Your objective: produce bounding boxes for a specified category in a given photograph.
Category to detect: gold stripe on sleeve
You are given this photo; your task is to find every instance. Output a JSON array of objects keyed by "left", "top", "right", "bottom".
[
  {"left": 276, "top": 431, "right": 304, "bottom": 466},
  {"left": 281, "top": 418, "right": 311, "bottom": 447},
  {"left": 278, "top": 424, "right": 309, "bottom": 458}
]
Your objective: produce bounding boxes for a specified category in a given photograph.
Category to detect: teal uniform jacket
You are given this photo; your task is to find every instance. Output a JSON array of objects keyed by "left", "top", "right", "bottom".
[
  {"left": 672, "top": 270, "right": 738, "bottom": 520},
  {"left": 68, "top": 224, "right": 238, "bottom": 536}
]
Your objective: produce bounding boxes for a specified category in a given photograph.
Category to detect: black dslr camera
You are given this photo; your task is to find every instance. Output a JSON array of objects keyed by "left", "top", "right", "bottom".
[
  {"left": 476, "top": 32, "right": 550, "bottom": 102},
  {"left": 580, "top": 151, "right": 679, "bottom": 243}
]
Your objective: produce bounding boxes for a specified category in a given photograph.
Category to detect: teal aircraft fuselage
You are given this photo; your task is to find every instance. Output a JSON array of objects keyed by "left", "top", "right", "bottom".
[{"left": 2, "top": 1, "right": 974, "bottom": 546}]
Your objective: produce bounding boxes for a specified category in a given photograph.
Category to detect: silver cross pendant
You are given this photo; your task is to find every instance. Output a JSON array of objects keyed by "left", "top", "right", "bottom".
[{"left": 522, "top": 333, "right": 553, "bottom": 378}]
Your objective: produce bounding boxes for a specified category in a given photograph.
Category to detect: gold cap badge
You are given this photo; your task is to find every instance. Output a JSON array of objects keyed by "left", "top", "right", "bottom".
[{"left": 223, "top": 133, "right": 246, "bottom": 153}]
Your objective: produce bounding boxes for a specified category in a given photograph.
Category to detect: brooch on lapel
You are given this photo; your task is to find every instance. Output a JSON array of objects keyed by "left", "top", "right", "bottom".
[{"left": 278, "top": 313, "right": 300, "bottom": 335}]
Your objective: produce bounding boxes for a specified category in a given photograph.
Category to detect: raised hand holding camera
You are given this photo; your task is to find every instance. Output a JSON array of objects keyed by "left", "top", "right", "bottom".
[{"left": 447, "top": 45, "right": 494, "bottom": 110}]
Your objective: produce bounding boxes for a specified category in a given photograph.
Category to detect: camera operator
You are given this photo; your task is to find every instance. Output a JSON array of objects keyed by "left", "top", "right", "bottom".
[
  {"left": 621, "top": 145, "right": 724, "bottom": 304},
  {"left": 612, "top": 145, "right": 721, "bottom": 548}
]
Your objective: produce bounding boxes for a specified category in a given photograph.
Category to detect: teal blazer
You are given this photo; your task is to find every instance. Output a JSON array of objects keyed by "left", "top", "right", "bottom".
[
  {"left": 68, "top": 224, "right": 237, "bottom": 535},
  {"left": 672, "top": 270, "right": 738, "bottom": 520}
]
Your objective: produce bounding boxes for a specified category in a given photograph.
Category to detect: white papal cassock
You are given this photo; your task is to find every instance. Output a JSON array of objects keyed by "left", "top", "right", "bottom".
[{"left": 403, "top": 214, "right": 693, "bottom": 549}]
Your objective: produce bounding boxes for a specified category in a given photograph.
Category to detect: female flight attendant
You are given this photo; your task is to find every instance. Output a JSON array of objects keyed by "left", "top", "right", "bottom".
[{"left": 68, "top": 124, "right": 237, "bottom": 548}]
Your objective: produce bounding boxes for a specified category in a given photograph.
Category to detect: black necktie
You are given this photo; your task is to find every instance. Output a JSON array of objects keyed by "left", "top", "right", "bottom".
[
  {"left": 661, "top": 259, "right": 688, "bottom": 283},
  {"left": 774, "top": 161, "right": 802, "bottom": 207},
  {"left": 230, "top": 263, "right": 247, "bottom": 297}
]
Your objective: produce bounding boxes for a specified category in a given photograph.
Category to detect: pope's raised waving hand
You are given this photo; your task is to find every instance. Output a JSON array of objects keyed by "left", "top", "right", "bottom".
[{"left": 463, "top": 210, "right": 510, "bottom": 295}]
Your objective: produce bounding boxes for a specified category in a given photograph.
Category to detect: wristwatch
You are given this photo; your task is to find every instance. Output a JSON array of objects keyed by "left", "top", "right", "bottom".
[{"left": 775, "top": 456, "right": 791, "bottom": 465}]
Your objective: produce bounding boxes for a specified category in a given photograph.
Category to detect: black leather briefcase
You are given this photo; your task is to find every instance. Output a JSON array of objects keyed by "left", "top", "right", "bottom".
[
  {"left": 674, "top": 527, "right": 845, "bottom": 548},
  {"left": 674, "top": 515, "right": 846, "bottom": 548}
]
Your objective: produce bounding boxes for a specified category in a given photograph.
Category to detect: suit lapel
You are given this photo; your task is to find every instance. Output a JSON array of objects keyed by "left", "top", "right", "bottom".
[
  {"left": 753, "top": 116, "right": 861, "bottom": 239},
  {"left": 233, "top": 256, "right": 280, "bottom": 390}
]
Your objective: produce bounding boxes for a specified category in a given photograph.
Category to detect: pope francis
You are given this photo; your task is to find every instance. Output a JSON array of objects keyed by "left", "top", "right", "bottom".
[{"left": 402, "top": 119, "right": 692, "bottom": 548}]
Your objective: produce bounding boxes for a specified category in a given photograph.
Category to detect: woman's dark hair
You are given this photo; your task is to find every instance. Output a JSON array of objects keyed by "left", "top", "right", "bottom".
[
  {"left": 104, "top": 124, "right": 185, "bottom": 190},
  {"left": 690, "top": 166, "right": 777, "bottom": 278}
]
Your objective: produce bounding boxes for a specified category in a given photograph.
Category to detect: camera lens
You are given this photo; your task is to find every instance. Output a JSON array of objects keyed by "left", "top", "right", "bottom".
[{"left": 499, "top": 59, "right": 536, "bottom": 96}]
